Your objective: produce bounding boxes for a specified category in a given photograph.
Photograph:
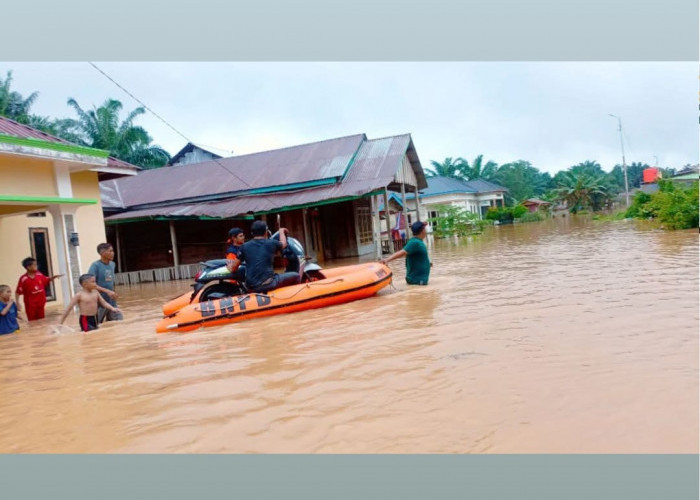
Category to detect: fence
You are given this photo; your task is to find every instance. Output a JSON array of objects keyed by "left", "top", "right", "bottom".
[
  {"left": 381, "top": 237, "right": 407, "bottom": 254},
  {"left": 114, "top": 263, "right": 202, "bottom": 285}
]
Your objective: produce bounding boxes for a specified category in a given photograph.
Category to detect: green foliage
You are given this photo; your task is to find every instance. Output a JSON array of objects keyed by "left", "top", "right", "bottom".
[
  {"left": 485, "top": 204, "right": 529, "bottom": 222},
  {"left": 518, "top": 211, "right": 544, "bottom": 222},
  {"left": 60, "top": 98, "right": 171, "bottom": 168},
  {"left": 0, "top": 70, "right": 39, "bottom": 124},
  {"left": 462, "top": 154, "right": 499, "bottom": 181},
  {"left": 425, "top": 157, "right": 468, "bottom": 179},
  {"left": 493, "top": 160, "right": 551, "bottom": 205},
  {"left": 592, "top": 210, "right": 626, "bottom": 221},
  {"left": 610, "top": 162, "right": 647, "bottom": 190},
  {"left": 624, "top": 191, "right": 653, "bottom": 218},
  {"left": 625, "top": 180, "right": 699, "bottom": 230},
  {"left": 553, "top": 169, "right": 612, "bottom": 213},
  {"left": 428, "top": 204, "right": 485, "bottom": 237}
]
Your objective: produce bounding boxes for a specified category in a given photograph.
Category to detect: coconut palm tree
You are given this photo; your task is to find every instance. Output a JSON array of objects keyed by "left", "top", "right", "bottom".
[
  {"left": 463, "top": 154, "right": 498, "bottom": 181},
  {"left": 0, "top": 71, "right": 39, "bottom": 123},
  {"left": 554, "top": 171, "right": 611, "bottom": 213},
  {"left": 62, "top": 98, "right": 170, "bottom": 168},
  {"left": 425, "top": 157, "right": 469, "bottom": 179}
]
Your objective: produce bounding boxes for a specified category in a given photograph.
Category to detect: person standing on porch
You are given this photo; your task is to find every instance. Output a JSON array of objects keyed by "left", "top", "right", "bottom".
[
  {"left": 88, "top": 243, "right": 124, "bottom": 323},
  {"left": 380, "top": 221, "right": 432, "bottom": 286}
]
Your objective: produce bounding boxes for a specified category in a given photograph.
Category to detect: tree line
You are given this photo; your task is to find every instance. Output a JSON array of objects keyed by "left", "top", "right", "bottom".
[
  {"left": 426, "top": 154, "right": 680, "bottom": 213},
  {"left": 0, "top": 68, "right": 688, "bottom": 203},
  {"left": 0, "top": 70, "right": 170, "bottom": 168}
]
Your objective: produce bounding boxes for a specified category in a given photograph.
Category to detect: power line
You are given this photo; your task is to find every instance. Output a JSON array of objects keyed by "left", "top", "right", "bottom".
[{"left": 87, "top": 62, "right": 256, "bottom": 191}]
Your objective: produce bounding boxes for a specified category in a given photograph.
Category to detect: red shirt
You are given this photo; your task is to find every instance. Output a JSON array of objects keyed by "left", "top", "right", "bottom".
[{"left": 16, "top": 272, "right": 50, "bottom": 304}]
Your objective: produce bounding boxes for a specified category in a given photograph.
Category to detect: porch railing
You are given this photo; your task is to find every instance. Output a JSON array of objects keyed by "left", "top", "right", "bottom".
[
  {"left": 114, "top": 263, "right": 201, "bottom": 285},
  {"left": 381, "top": 237, "right": 407, "bottom": 254}
]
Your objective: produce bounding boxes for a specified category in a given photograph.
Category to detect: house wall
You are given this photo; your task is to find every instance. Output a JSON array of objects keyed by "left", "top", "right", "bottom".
[
  {"left": 172, "top": 149, "right": 218, "bottom": 166},
  {"left": 406, "top": 192, "right": 505, "bottom": 222},
  {"left": 70, "top": 171, "right": 108, "bottom": 274},
  {"left": 0, "top": 212, "right": 63, "bottom": 310},
  {"left": 107, "top": 213, "right": 309, "bottom": 273},
  {"left": 0, "top": 156, "right": 57, "bottom": 196},
  {"left": 320, "top": 201, "right": 358, "bottom": 259},
  {"left": 0, "top": 159, "right": 109, "bottom": 308}
]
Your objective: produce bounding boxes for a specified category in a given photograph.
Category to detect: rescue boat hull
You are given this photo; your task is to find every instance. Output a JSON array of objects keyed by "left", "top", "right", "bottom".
[{"left": 155, "top": 262, "right": 392, "bottom": 333}]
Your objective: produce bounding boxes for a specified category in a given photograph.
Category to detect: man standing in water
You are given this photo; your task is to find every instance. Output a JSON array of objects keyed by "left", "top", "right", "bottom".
[
  {"left": 88, "top": 243, "right": 123, "bottom": 323},
  {"left": 380, "top": 220, "right": 431, "bottom": 285}
]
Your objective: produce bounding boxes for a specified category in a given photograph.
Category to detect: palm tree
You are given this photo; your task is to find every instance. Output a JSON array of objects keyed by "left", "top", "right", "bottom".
[
  {"left": 425, "top": 157, "right": 468, "bottom": 179},
  {"left": 0, "top": 71, "right": 39, "bottom": 123},
  {"left": 62, "top": 98, "right": 170, "bottom": 168},
  {"left": 463, "top": 154, "right": 498, "bottom": 181},
  {"left": 554, "top": 171, "right": 610, "bottom": 213}
]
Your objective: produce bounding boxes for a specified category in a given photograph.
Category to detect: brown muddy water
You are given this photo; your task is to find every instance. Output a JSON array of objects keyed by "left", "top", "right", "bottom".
[{"left": 0, "top": 217, "right": 697, "bottom": 453}]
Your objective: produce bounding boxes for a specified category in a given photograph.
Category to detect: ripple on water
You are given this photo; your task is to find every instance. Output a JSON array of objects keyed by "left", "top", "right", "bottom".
[{"left": 0, "top": 218, "right": 697, "bottom": 453}]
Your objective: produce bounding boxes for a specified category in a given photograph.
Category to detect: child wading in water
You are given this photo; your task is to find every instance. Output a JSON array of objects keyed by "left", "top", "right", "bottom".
[
  {"left": 59, "top": 274, "right": 121, "bottom": 332},
  {"left": 0, "top": 284, "right": 22, "bottom": 335},
  {"left": 16, "top": 257, "right": 62, "bottom": 321}
]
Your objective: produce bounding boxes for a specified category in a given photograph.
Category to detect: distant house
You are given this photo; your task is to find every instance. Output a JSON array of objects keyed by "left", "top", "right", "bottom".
[
  {"left": 668, "top": 164, "right": 699, "bottom": 185},
  {"left": 100, "top": 133, "right": 428, "bottom": 281},
  {"left": 402, "top": 176, "right": 508, "bottom": 229},
  {"left": 521, "top": 198, "right": 551, "bottom": 213},
  {"left": 637, "top": 164, "right": 697, "bottom": 195},
  {"left": 167, "top": 142, "right": 224, "bottom": 166},
  {"left": 0, "top": 116, "right": 138, "bottom": 307}
]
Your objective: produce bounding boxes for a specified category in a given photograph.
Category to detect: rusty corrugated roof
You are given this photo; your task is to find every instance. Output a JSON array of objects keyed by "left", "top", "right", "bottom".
[
  {"left": 103, "top": 133, "right": 427, "bottom": 220},
  {"left": 105, "top": 181, "right": 381, "bottom": 222},
  {"left": 0, "top": 115, "right": 140, "bottom": 173},
  {"left": 101, "top": 134, "right": 367, "bottom": 209}
]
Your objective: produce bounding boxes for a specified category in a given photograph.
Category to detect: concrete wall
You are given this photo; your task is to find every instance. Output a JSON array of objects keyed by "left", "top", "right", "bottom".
[
  {"left": 70, "top": 170, "right": 108, "bottom": 273},
  {"left": 0, "top": 156, "right": 57, "bottom": 196},
  {"left": 0, "top": 212, "right": 64, "bottom": 311},
  {"left": 0, "top": 166, "right": 108, "bottom": 309}
]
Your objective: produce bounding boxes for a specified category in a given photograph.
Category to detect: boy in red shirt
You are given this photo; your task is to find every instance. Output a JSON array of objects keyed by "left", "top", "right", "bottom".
[{"left": 16, "top": 257, "right": 62, "bottom": 321}]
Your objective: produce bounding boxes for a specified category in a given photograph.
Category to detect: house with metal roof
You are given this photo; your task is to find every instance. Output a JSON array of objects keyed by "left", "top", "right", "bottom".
[
  {"left": 100, "top": 133, "right": 428, "bottom": 281},
  {"left": 0, "top": 115, "right": 138, "bottom": 307},
  {"left": 402, "top": 176, "right": 508, "bottom": 227},
  {"left": 167, "top": 142, "right": 224, "bottom": 166}
]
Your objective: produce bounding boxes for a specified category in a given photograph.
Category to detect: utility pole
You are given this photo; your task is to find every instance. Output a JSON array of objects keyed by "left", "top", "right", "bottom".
[{"left": 609, "top": 114, "right": 629, "bottom": 207}]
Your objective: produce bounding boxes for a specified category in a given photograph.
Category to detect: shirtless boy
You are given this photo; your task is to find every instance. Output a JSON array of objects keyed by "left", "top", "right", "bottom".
[{"left": 59, "top": 274, "right": 122, "bottom": 332}]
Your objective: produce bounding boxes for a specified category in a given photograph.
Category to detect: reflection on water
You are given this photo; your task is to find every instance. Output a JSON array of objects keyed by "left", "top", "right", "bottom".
[{"left": 0, "top": 217, "right": 697, "bottom": 453}]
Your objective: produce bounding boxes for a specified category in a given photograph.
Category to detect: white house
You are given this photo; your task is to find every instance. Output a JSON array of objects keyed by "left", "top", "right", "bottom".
[{"left": 404, "top": 176, "right": 508, "bottom": 226}]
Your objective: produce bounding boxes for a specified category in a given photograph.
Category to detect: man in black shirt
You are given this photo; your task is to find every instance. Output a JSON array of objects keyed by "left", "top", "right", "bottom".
[{"left": 230, "top": 220, "right": 300, "bottom": 293}]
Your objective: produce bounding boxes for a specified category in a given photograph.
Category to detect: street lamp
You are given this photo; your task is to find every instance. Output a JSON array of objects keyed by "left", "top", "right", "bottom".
[{"left": 608, "top": 114, "right": 630, "bottom": 207}]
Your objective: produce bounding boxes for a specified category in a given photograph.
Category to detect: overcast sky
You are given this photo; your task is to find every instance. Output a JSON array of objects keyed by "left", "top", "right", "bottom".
[{"left": 3, "top": 62, "right": 697, "bottom": 174}]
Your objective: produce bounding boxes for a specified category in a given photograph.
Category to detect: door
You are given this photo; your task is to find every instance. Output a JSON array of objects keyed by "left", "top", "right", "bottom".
[{"left": 28, "top": 228, "right": 56, "bottom": 301}]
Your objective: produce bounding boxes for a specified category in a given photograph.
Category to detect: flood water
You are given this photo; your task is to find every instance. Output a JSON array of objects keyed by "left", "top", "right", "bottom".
[{"left": 1, "top": 217, "right": 697, "bottom": 453}]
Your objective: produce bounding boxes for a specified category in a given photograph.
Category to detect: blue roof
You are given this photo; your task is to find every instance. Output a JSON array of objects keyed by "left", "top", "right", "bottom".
[
  {"left": 377, "top": 192, "right": 403, "bottom": 211},
  {"left": 405, "top": 175, "right": 507, "bottom": 199}
]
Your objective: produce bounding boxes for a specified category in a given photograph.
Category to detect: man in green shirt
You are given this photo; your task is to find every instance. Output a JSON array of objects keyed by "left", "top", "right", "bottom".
[{"left": 380, "top": 221, "right": 431, "bottom": 285}]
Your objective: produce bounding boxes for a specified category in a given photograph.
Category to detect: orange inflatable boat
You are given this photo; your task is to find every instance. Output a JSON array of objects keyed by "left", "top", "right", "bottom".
[{"left": 155, "top": 262, "right": 393, "bottom": 333}]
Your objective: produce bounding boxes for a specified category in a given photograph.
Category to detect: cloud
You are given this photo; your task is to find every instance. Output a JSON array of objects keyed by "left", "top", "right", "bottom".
[{"left": 2, "top": 61, "right": 696, "bottom": 173}]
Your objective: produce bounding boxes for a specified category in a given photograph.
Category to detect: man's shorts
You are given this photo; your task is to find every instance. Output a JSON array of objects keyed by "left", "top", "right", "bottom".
[{"left": 98, "top": 306, "right": 123, "bottom": 323}]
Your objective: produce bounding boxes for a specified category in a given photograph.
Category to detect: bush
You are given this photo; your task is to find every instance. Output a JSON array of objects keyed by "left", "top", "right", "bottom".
[
  {"left": 512, "top": 205, "right": 528, "bottom": 218},
  {"left": 428, "top": 204, "right": 484, "bottom": 238},
  {"left": 517, "top": 212, "right": 544, "bottom": 222},
  {"left": 486, "top": 205, "right": 536, "bottom": 223},
  {"left": 625, "top": 181, "right": 698, "bottom": 230}
]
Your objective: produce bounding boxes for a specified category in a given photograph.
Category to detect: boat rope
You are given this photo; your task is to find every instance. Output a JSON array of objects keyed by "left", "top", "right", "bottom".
[
  {"left": 266, "top": 278, "right": 345, "bottom": 300},
  {"left": 192, "top": 279, "right": 346, "bottom": 310}
]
